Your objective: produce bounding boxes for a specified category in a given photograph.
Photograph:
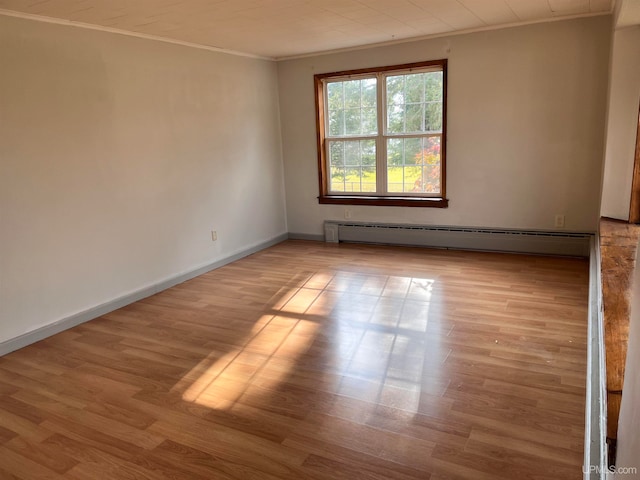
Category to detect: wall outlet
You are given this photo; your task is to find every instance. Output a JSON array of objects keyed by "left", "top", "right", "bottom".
[
  {"left": 211, "top": 230, "right": 218, "bottom": 241},
  {"left": 344, "top": 209, "right": 352, "bottom": 219},
  {"left": 554, "top": 215, "right": 565, "bottom": 228}
]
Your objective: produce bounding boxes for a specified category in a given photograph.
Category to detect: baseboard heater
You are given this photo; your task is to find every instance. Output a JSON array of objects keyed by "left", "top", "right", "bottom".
[{"left": 324, "top": 221, "right": 592, "bottom": 257}]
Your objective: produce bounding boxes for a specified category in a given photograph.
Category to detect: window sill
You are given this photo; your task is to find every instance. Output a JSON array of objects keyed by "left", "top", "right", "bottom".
[{"left": 318, "top": 195, "right": 449, "bottom": 208}]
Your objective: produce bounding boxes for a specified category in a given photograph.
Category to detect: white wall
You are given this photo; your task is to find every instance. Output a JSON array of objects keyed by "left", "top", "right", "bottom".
[
  {"left": 0, "top": 15, "right": 287, "bottom": 344},
  {"left": 600, "top": 25, "right": 640, "bottom": 220},
  {"left": 278, "top": 17, "right": 610, "bottom": 236}
]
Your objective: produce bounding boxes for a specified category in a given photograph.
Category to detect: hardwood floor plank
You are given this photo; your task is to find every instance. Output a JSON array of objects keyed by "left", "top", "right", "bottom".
[
  {"left": 0, "top": 444, "right": 65, "bottom": 480},
  {"left": 314, "top": 393, "right": 469, "bottom": 448},
  {"left": 129, "top": 388, "right": 298, "bottom": 444},
  {"left": 467, "top": 429, "right": 582, "bottom": 467},
  {"left": 0, "top": 468, "right": 21, "bottom": 480},
  {"left": 147, "top": 417, "right": 310, "bottom": 477},
  {"left": 11, "top": 389, "right": 165, "bottom": 450},
  {"left": 301, "top": 453, "right": 425, "bottom": 480},
  {"left": 39, "top": 422, "right": 143, "bottom": 464},
  {"left": 452, "top": 410, "right": 583, "bottom": 453},
  {"left": 283, "top": 437, "right": 429, "bottom": 480},
  {"left": 0, "top": 408, "right": 53, "bottom": 444},
  {"left": 0, "top": 394, "right": 46, "bottom": 425},
  {"left": 4, "top": 436, "right": 78, "bottom": 474},
  {"left": 0, "top": 424, "right": 18, "bottom": 444},
  {"left": 283, "top": 413, "right": 436, "bottom": 472},
  {"left": 147, "top": 439, "right": 284, "bottom": 480}
]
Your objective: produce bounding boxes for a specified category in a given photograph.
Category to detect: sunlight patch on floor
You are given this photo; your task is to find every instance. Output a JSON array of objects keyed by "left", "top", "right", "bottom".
[{"left": 178, "top": 272, "right": 436, "bottom": 415}]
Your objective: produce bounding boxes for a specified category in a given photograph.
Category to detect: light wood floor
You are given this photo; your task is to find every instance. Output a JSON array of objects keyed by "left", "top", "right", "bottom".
[{"left": 0, "top": 241, "right": 589, "bottom": 479}]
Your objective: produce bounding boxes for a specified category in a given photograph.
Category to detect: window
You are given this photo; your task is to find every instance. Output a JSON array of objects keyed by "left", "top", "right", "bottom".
[{"left": 315, "top": 60, "right": 447, "bottom": 207}]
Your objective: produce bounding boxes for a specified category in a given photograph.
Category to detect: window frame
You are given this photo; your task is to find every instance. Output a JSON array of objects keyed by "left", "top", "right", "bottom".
[{"left": 315, "top": 59, "right": 448, "bottom": 208}]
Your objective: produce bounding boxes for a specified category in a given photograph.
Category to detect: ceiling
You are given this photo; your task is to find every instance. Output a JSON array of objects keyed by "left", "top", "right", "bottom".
[{"left": 0, "top": 0, "right": 614, "bottom": 59}]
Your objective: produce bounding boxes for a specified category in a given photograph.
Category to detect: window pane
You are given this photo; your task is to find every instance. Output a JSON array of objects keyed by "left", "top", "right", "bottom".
[
  {"left": 344, "top": 109, "right": 362, "bottom": 135},
  {"left": 344, "top": 141, "right": 360, "bottom": 166},
  {"left": 326, "top": 78, "right": 377, "bottom": 136},
  {"left": 362, "top": 107, "right": 377, "bottom": 134},
  {"left": 425, "top": 71, "right": 443, "bottom": 101},
  {"left": 361, "top": 139, "right": 376, "bottom": 167},
  {"left": 425, "top": 102, "right": 442, "bottom": 132},
  {"left": 386, "top": 76, "right": 404, "bottom": 106},
  {"left": 386, "top": 71, "right": 443, "bottom": 135},
  {"left": 387, "top": 138, "right": 402, "bottom": 168},
  {"left": 361, "top": 167, "right": 376, "bottom": 192},
  {"left": 387, "top": 136, "right": 441, "bottom": 194},
  {"left": 405, "top": 104, "right": 423, "bottom": 133},
  {"left": 387, "top": 104, "right": 404, "bottom": 133},
  {"left": 327, "top": 82, "right": 344, "bottom": 106},
  {"left": 405, "top": 74, "right": 424, "bottom": 103},
  {"left": 362, "top": 78, "right": 376, "bottom": 107},
  {"left": 328, "top": 109, "right": 344, "bottom": 136},
  {"left": 404, "top": 137, "right": 421, "bottom": 163},
  {"left": 330, "top": 165, "right": 346, "bottom": 192},
  {"left": 330, "top": 141, "right": 345, "bottom": 167},
  {"left": 328, "top": 139, "right": 376, "bottom": 193},
  {"left": 344, "top": 81, "right": 360, "bottom": 108}
]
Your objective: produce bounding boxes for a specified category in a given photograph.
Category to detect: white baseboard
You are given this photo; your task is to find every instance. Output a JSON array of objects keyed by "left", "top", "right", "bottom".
[
  {"left": 0, "top": 233, "right": 288, "bottom": 356},
  {"left": 585, "top": 235, "right": 608, "bottom": 479}
]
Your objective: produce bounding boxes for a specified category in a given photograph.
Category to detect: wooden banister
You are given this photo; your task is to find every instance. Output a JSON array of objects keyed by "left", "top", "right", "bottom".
[{"left": 599, "top": 218, "right": 640, "bottom": 465}]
